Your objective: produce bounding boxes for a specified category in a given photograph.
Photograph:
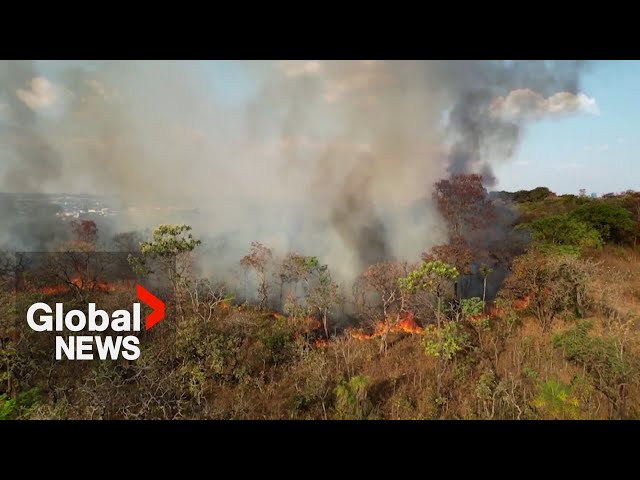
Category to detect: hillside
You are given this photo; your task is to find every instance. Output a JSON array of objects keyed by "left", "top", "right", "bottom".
[{"left": 1, "top": 181, "right": 639, "bottom": 420}]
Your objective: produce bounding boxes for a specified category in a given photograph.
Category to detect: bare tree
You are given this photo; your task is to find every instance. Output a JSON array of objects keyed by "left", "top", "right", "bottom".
[{"left": 188, "top": 279, "right": 230, "bottom": 322}]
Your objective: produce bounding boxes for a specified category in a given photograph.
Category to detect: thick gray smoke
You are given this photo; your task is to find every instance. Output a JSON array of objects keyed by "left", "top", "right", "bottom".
[
  {"left": 0, "top": 60, "right": 595, "bottom": 284},
  {"left": 439, "top": 60, "right": 591, "bottom": 186}
]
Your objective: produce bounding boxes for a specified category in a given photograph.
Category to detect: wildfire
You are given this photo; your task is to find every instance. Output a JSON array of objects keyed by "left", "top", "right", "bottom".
[
  {"left": 350, "top": 311, "right": 423, "bottom": 341},
  {"left": 393, "top": 311, "right": 424, "bottom": 334},
  {"left": 469, "top": 293, "right": 533, "bottom": 323},
  {"left": 23, "top": 277, "right": 129, "bottom": 296},
  {"left": 313, "top": 338, "right": 329, "bottom": 349}
]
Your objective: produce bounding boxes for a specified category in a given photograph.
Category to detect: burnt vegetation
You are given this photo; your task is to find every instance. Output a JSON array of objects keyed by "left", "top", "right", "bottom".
[{"left": 1, "top": 175, "right": 640, "bottom": 419}]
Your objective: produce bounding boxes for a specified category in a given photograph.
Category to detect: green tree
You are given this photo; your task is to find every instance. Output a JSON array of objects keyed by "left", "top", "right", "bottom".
[
  {"left": 421, "top": 321, "right": 470, "bottom": 409},
  {"left": 523, "top": 214, "right": 602, "bottom": 254},
  {"left": 130, "top": 224, "right": 201, "bottom": 284},
  {"left": 399, "top": 260, "right": 459, "bottom": 326},
  {"left": 129, "top": 224, "right": 201, "bottom": 320},
  {"left": 569, "top": 203, "right": 634, "bottom": 244},
  {"left": 306, "top": 266, "right": 342, "bottom": 340}
]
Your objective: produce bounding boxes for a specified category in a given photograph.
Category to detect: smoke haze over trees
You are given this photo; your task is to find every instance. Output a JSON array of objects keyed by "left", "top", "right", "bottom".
[{"left": 0, "top": 60, "right": 598, "bottom": 284}]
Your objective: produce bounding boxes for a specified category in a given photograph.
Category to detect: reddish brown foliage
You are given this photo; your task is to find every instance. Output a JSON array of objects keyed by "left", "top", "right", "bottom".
[{"left": 433, "top": 173, "right": 495, "bottom": 241}]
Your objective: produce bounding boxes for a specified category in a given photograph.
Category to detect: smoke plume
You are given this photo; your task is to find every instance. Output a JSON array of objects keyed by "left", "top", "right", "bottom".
[{"left": 0, "top": 60, "right": 595, "bottom": 283}]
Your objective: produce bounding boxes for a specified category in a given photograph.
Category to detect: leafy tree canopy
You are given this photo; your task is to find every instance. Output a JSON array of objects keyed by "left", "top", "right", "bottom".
[
  {"left": 521, "top": 214, "right": 602, "bottom": 253},
  {"left": 569, "top": 203, "right": 634, "bottom": 243}
]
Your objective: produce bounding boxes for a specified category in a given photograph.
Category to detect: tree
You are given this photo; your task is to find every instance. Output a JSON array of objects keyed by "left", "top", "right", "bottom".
[
  {"left": 423, "top": 241, "right": 473, "bottom": 299},
  {"left": 479, "top": 264, "right": 493, "bottom": 308},
  {"left": 306, "top": 265, "right": 342, "bottom": 339},
  {"left": 520, "top": 187, "right": 553, "bottom": 203},
  {"left": 569, "top": 203, "right": 634, "bottom": 244},
  {"left": 421, "top": 320, "right": 470, "bottom": 409},
  {"left": 277, "top": 252, "right": 315, "bottom": 306},
  {"left": 357, "top": 261, "right": 410, "bottom": 353},
  {"left": 619, "top": 191, "right": 640, "bottom": 247},
  {"left": 554, "top": 321, "right": 639, "bottom": 419},
  {"left": 433, "top": 173, "right": 495, "bottom": 241},
  {"left": 501, "top": 250, "right": 593, "bottom": 331},
  {"left": 71, "top": 220, "right": 98, "bottom": 245},
  {"left": 523, "top": 214, "right": 603, "bottom": 254},
  {"left": 129, "top": 224, "right": 201, "bottom": 320},
  {"left": 399, "top": 260, "right": 459, "bottom": 327},
  {"left": 275, "top": 253, "right": 342, "bottom": 338},
  {"left": 240, "top": 242, "right": 273, "bottom": 311},
  {"left": 42, "top": 250, "right": 110, "bottom": 302}
]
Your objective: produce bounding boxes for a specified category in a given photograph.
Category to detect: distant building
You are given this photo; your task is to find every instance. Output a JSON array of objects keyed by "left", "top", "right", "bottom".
[{"left": 590, "top": 192, "right": 597, "bottom": 198}]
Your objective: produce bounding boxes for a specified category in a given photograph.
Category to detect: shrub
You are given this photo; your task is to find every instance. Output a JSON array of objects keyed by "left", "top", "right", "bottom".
[
  {"left": 532, "top": 378, "right": 579, "bottom": 419},
  {"left": 523, "top": 214, "right": 602, "bottom": 253},
  {"left": 334, "top": 374, "right": 374, "bottom": 420},
  {"left": 569, "top": 203, "right": 634, "bottom": 244},
  {"left": 0, "top": 387, "right": 42, "bottom": 420},
  {"left": 553, "top": 321, "right": 638, "bottom": 419}
]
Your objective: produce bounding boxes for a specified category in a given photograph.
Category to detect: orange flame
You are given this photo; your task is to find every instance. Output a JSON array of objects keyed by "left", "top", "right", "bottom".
[
  {"left": 470, "top": 293, "right": 532, "bottom": 323},
  {"left": 350, "top": 311, "right": 423, "bottom": 341},
  {"left": 24, "top": 276, "right": 128, "bottom": 296},
  {"left": 393, "top": 311, "right": 423, "bottom": 334},
  {"left": 511, "top": 293, "right": 531, "bottom": 311},
  {"left": 313, "top": 338, "right": 329, "bottom": 349}
]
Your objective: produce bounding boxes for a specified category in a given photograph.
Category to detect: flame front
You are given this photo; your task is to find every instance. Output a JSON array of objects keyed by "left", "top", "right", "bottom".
[
  {"left": 28, "top": 276, "right": 130, "bottom": 296},
  {"left": 350, "top": 311, "right": 423, "bottom": 341}
]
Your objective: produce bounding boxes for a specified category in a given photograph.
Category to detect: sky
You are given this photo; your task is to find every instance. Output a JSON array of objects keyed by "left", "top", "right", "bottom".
[
  {"left": 493, "top": 60, "right": 640, "bottom": 195},
  {"left": 199, "top": 60, "right": 640, "bottom": 196},
  {"left": 5, "top": 60, "right": 640, "bottom": 197}
]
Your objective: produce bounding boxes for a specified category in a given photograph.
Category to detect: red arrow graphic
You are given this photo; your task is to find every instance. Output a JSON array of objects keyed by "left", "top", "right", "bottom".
[{"left": 136, "top": 284, "right": 165, "bottom": 330}]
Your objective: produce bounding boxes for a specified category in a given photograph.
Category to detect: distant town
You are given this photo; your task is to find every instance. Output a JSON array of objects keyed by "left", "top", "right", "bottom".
[{"left": 0, "top": 192, "right": 200, "bottom": 222}]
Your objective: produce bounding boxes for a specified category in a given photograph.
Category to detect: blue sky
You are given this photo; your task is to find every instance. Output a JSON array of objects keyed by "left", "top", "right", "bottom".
[{"left": 494, "top": 60, "right": 640, "bottom": 195}]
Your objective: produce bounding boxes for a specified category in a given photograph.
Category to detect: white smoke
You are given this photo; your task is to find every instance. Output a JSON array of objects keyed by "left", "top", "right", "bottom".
[
  {"left": 0, "top": 60, "right": 594, "bottom": 286},
  {"left": 491, "top": 88, "right": 599, "bottom": 122}
]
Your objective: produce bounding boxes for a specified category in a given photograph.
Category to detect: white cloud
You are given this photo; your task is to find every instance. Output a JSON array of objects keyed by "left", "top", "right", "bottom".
[
  {"left": 16, "top": 77, "right": 59, "bottom": 110},
  {"left": 491, "top": 88, "right": 599, "bottom": 122}
]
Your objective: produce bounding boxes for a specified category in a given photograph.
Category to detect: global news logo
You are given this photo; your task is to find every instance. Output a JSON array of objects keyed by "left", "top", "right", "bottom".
[{"left": 25, "top": 284, "right": 164, "bottom": 361}]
